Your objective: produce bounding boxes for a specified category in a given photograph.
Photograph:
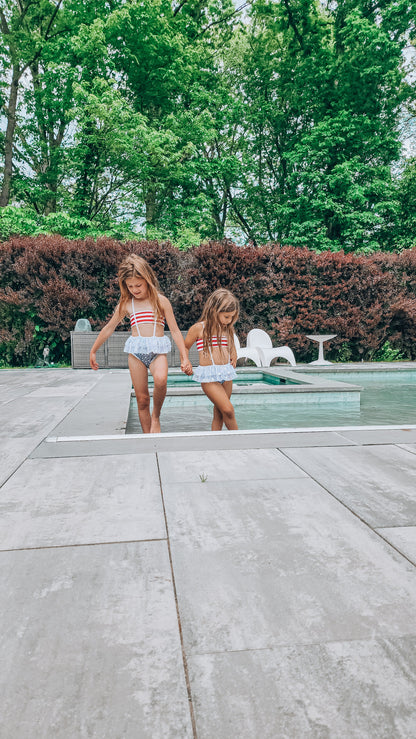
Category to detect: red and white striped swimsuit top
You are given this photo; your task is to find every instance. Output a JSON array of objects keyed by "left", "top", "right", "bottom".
[
  {"left": 130, "top": 311, "right": 165, "bottom": 329},
  {"left": 130, "top": 298, "right": 165, "bottom": 336},
  {"left": 196, "top": 335, "right": 228, "bottom": 352}
]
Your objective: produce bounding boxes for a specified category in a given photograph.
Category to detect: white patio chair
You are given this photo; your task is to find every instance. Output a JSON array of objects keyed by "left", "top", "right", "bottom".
[
  {"left": 233, "top": 334, "right": 262, "bottom": 367},
  {"left": 246, "top": 329, "right": 296, "bottom": 367}
]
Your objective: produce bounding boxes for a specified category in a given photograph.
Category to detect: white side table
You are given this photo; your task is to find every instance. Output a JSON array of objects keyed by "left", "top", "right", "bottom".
[{"left": 306, "top": 334, "right": 337, "bottom": 365}]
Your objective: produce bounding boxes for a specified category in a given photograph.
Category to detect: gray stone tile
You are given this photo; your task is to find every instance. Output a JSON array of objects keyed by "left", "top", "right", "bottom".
[
  {"left": 0, "top": 454, "right": 165, "bottom": 549},
  {"left": 52, "top": 372, "right": 132, "bottom": 437},
  {"left": 153, "top": 430, "right": 353, "bottom": 451},
  {"left": 32, "top": 437, "right": 152, "bottom": 458},
  {"left": 25, "top": 384, "right": 95, "bottom": 398},
  {"left": 0, "top": 369, "right": 100, "bottom": 406},
  {"left": 158, "top": 448, "right": 307, "bottom": 484},
  {"left": 377, "top": 526, "right": 416, "bottom": 565},
  {"left": 32, "top": 430, "right": 355, "bottom": 458},
  {"left": 284, "top": 444, "right": 416, "bottom": 527},
  {"left": 0, "top": 382, "right": 24, "bottom": 404},
  {"left": 0, "top": 397, "right": 78, "bottom": 439},
  {"left": 163, "top": 478, "right": 416, "bottom": 653},
  {"left": 397, "top": 443, "right": 416, "bottom": 457},
  {"left": 269, "top": 430, "right": 355, "bottom": 447},
  {"left": 339, "top": 428, "right": 416, "bottom": 445},
  {"left": 188, "top": 636, "right": 416, "bottom": 739},
  {"left": 0, "top": 436, "right": 44, "bottom": 486},
  {"left": 0, "top": 542, "right": 192, "bottom": 739}
]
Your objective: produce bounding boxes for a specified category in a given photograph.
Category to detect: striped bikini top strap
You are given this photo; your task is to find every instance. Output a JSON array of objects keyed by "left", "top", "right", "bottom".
[{"left": 131, "top": 298, "right": 141, "bottom": 336}]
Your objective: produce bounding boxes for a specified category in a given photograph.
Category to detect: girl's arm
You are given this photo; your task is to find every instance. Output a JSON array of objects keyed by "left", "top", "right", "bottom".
[
  {"left": 89, "top": 303, "right": 126, "bottom": 370},
  {"left": 185, "top": 322, "right": 201, "bottom": 351},
  {"left": 162, "top": 296, "right": 193, "bottom": 375},
  {"left": 230, "top": 330, "right": 237, "bottom": 368}
]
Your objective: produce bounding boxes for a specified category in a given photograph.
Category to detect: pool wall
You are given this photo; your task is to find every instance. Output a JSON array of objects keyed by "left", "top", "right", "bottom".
[{"left": 144, "top": 367, "right": 362, "bottom": 406}]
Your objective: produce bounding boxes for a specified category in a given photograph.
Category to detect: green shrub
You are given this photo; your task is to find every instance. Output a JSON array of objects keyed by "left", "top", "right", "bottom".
[
  {"left": 371, "top": 341, "right": 406, "bottom": 361},
  {"left": 0, "top": 206, "right": 137, "bottom": 241}
]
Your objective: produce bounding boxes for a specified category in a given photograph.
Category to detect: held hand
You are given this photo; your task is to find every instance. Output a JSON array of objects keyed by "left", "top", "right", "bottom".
[
  {"left": 181, "top": 359, "right": 193, "bottom": 375},
  {"left": 90, "top": 352, "right": 99, "bottom": 370}
]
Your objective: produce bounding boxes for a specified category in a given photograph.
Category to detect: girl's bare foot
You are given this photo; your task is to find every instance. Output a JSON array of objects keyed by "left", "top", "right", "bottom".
[{"left": 150, "top": 417, "right": 161, "bottom": 433}]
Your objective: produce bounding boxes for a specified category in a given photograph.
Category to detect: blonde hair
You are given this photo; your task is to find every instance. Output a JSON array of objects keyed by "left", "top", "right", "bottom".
[
  {"left": 118, "top": 254, "right": 164, "bottom": 319},
  {"left": 200, "top": 288, "right": 239, "bottom": 353}
]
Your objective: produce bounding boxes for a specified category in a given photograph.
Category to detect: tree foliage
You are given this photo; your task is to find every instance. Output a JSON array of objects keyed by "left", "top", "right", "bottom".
[{"left": 0, "top": 0, "right": 415, "bottom": 251}]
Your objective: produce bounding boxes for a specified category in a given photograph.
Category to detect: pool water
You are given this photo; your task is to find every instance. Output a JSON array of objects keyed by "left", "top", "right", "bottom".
[
  {"left": 127, "top": 369, "right": 416, "bottom": 434},
  {"left": 152, "top": 371, "right": 297, "bottom": 387}
]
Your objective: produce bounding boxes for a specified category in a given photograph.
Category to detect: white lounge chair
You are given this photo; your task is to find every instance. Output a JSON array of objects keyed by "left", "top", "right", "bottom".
[
  {"left": 234, "top": 334, "right": 262, "bottom": 367},
  {"left": 246, "top": 329, "right": 296, "bottom": 367}
]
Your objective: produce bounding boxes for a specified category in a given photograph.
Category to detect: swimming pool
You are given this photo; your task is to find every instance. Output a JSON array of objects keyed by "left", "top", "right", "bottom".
[
  {"left": 126, "top": 365, "right": 416, "bottom": 434},
  {"left": 157, "top": 370, "right": 299, "bottom": 387}
]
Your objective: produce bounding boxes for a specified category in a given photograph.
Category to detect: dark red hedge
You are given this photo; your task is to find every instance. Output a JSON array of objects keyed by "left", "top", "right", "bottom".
[{"left": 1, "top": 235, "right": 415, "bottom": 365}]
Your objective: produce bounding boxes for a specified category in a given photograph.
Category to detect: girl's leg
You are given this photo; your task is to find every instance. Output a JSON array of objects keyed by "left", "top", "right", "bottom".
[
  {"left": 149, "top": 354, "right": 168, "bottom": 433},
  {"left": 202, "top": 381, "right": 238, "bottom": 431},
  {"left": 212, "top": 403, "right": 223, "bottom": 430},
  {"left": 128, "top": 354, "right": 151, "bottom": 433},
  {"left": 211, "top": 380, "right": 233, "bottom": 430}
]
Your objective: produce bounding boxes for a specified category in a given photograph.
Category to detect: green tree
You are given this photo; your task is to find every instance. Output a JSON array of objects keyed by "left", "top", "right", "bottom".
[
  {"left": 0, "top": 1, "right": 118, "bottom": 215},
  {"left": 103, "top": 0, "right": 242, "bottom": 238},
  {"left": 393, "top": 158, "right": 416, "bottom": 248},
  {"left": 223, "top": 0, "right": 415, "bottom": 251},
  {"left": 0, "top": 0, "right": 65, "bottom": 206}
]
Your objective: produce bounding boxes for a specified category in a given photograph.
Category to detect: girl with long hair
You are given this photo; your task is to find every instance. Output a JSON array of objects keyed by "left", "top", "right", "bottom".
[
  {"left": 90, "top": 254, "right": 192, "bottom": 433},
  {"left": 185, "top": 288, "right": 239, "bottom": 431}
]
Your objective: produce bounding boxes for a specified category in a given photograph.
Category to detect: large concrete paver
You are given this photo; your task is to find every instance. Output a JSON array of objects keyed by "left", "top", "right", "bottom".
[
  {"left": 0, "top": 370, "right": 103, "bottom": 484},
  {"left": 158, "top": 447, "right": 307, "bottom": 484},
  {"left": 337, "top": 428, "right": 416, "bottom": 445},
  {"left": 0, "top": 369, "right": 93, "bottom": 403},
  {"left": 162, "top": 476, "right": 416, "bottom": 654},
  {"left": 33, "top": 429, "right": 356, "bottom": 459},
  {"left": 0, "top": 436, "right": 45, "bottom": 487},
  {"left": 0, "top": 542, "right": 192, "bottom": 739},
  {"left": 0, "top": 454, "right": 166, "bottom": 549},
  {"left": 284, "top": 444, "right": 416, "bottom": 527},
  {"left": 51, "top": 371, "right": 131, "bottom": 437},
  {"left": 187, "top": 636, "right": 416, "bottom": 739},
  {"left": 2, "top": 368, "right": 416, "bottom": 738},
  {"left": 32, "top": 437, "right": 151, "bottom": 458},
  {"left": 377, "top": 526, "right": 416, "bottom": 565},
  {"left": 398, "top": 442, "right": 416, "bottom": 457},
  {"left": 0, "top": 396, "right": 83, "bottom": 439}
]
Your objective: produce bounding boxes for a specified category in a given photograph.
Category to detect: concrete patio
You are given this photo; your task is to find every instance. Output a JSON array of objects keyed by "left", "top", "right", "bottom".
[{"left": 1, "top": 368, "right": 416, "bottom": 738}]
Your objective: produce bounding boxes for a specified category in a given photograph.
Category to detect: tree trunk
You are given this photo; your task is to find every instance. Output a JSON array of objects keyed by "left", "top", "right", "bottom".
[{"left": 0, "top": 65, "right": 20, "bottom": 207}]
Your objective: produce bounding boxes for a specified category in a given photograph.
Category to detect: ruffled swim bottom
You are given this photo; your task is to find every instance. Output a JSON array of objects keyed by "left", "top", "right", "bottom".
[
  {"left": 124, "top": 334, "right": 171, "bottom": 356},
  {"left": 192, "top": 363, "right": 237, "bottom": 384}
]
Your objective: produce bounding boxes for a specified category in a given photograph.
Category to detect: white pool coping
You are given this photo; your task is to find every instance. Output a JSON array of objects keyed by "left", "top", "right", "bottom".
[{"left": 45, "top": 423, "right": 416, "bottom": 443}]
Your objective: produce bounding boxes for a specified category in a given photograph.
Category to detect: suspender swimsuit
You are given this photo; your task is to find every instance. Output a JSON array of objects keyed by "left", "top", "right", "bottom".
[
  {"left": 192, "top": 329, "right": 237, "bottom": 384},
  {"left": 123, "top": 298, "right": 171, "bottom": 368}
]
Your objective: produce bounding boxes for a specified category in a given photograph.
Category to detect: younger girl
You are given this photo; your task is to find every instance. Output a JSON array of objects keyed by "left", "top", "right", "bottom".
[
  {"left": 185, "top": 288, "right": 239, "bottom": 431},
  {"left": 89, "top": 254, "right": 192, "bottom": 433}
]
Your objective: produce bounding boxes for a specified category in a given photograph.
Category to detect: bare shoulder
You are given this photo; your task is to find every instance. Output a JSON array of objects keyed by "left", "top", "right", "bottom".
[
  {"left": 159, "top": 293, "right": 171, "bottom": 313},
  {"left": 117, "top": 300, "right": 131, "bottom": 320},
  {"left": 121, "top": 299, "right": 131, "bottom": 316},
  {"left": 188, "top": 321, "right": 203, "bottom": 338}
]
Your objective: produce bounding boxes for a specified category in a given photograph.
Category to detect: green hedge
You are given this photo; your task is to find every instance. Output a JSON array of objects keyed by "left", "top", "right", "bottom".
[{"left": 1, "top": 235, "right": 416, "bottom": 366}]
